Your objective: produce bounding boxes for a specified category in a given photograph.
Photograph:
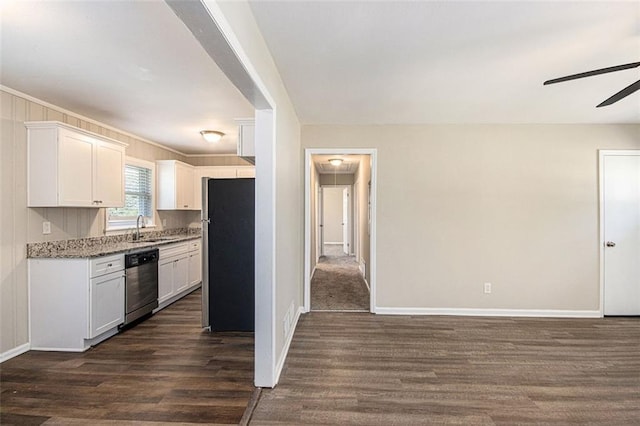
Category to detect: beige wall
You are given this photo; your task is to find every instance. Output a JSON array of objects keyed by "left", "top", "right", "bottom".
[
  {"left": 319, "top": 173, "right": 354, "bottom": 185},
  {"left": 355, "top": 155, "right": 371, "bottom": 283},
  {"left": 0, "top": 88, "right": 200, "bottom": 354},
  {"left": 322, "top": 187, "right": 345, "bottom": 244},
  {"left": 303, "top": 124, "right": 640, "bottom": 312},
  {"left": 310, "top": 162, "right": 319, "bottom": 274}
]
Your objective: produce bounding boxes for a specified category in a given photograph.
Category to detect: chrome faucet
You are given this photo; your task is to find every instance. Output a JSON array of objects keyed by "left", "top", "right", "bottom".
[{"left": 135, "top": 215, "right": 146, "bottom": 240}]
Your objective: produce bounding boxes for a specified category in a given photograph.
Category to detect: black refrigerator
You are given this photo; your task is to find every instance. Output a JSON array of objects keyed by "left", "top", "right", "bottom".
[{"left": 201, "top": 178, "right": 255, "bottom": 331}]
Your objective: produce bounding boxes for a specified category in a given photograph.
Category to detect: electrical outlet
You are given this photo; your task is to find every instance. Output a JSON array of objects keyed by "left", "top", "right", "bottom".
[
  {"left": 162, "top": 219, "right": 167, "bottom": 227},
  {"left": 484, "top": 282, "right": 492, "bottom": 294},
  {"left": 42, "top": 221, "right": 51, "bottom": 234}
]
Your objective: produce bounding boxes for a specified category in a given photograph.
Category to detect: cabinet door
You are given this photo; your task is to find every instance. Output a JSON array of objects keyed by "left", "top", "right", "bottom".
[
  {"left": 176, "top": 163, "right": 195, "bottom": 209},
  {"left": 158, "top": 259, "right": 174, "bottom": 303},
  {"left": 238, "top": 124, "right": 255, "bottom": 157},
  {"left": 173, "top": 256, "right": 189, "bottom": 294},
  {"left": 58, "top": 131, "right": 94, "bottom": 206},
  {"left": 188, "top": 249, "right": 202, "bottom": 287},
  {"left": 94, "top": 141, "right": 125, "bottom": 207},
  {"left": 90, "top": 271, "right": 124, "bottom": 338}
]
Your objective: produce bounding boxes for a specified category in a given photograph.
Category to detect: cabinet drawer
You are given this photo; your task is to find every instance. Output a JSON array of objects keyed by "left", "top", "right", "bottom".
[
  {"left": 159, "top": 242, "right": 189, "bottom": 259},
  {"left": 187, "top": 239, "right": 201, "bottom": 252},
  {"left": 90, "top": 254, "right": 124, "bottom": 278}
]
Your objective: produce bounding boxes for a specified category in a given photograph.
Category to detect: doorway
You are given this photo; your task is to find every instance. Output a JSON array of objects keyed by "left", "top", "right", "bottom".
[
  {"left": 304, "top": 149, "right": 377, "bottom": 313},
  {"left": 600, "top": 150, "right": 640, "bottom": 316}
]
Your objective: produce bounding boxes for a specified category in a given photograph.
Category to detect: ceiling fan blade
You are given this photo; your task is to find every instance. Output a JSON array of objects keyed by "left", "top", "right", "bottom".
[
  {"left": 596, "top": 79, "right": 640, "bottom": 107},
  {"left": 543, "top": 62, "right": 640, "bottom": 85}
]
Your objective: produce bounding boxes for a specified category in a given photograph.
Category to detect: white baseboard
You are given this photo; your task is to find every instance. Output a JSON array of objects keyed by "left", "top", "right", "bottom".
[
  {"left": 310, "top": 266, "right": 317, "bottom": 281},
  {"left": 274, "top": 306, "right": 304, "bottom": 385},
  {"left": 363, "top": 277, "right": 370, "bottom": 292},
  {"left": 375, "top": 307, "right": 602, "bottom": 318},
  {"left": 1, "top": 342, "right": 30, "bottom": 363}
]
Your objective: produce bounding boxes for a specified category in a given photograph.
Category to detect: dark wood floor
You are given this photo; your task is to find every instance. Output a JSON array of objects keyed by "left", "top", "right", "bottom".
[
  {"left": 250, "top": 313, "right": 640, "bottom": 425},
  {"left": 0, "top": 289, "right": 255, "bottom": 425}
]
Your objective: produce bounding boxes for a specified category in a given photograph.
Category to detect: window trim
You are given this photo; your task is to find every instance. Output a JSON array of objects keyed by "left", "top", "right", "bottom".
[{"left": 105, "top": 156, "right": 156, "bottom": 232}]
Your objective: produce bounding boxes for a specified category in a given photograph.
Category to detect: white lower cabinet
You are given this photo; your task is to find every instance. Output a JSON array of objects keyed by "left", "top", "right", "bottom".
[
  {"left": 158, "top": 258, "right": 175, "bottom": 303},
  {"left": 90, "top": 270, "right": 125, "bottom": 338},
  {"left": 29, "top": 254, "right": 125, "bottom": 351},
  {"left": 157, "top": 239, "right": 202, "bottom": 308},
  {"left": 187, "top": 238, "right": 202, "bottom": 287}
]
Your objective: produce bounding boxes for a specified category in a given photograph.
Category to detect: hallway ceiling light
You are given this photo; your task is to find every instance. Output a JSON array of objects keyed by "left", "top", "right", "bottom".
[
  {"left": 329, "top": 158, "right": 343, "bottom": 166},
  {"left": 200, "top": 130, "right": 225, "bottom": 143}
]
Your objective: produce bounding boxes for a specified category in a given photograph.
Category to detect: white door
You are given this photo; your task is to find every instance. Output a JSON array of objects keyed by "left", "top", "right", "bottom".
[
  {"left": 603, "top": 152, "right": 640, "bottom": 315},
  {"left": 342, "top": 187, "right": 349, "bottom": 254}
]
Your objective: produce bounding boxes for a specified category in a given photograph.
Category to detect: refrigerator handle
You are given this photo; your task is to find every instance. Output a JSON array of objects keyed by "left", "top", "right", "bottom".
[{"left": 201, "top": 177, "right": 210, "bottom": 330}]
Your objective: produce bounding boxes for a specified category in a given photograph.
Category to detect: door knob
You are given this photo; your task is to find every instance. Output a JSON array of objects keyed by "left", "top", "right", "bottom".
[{"left": 605, "top": 241, "right": 616, "bottom": 247}]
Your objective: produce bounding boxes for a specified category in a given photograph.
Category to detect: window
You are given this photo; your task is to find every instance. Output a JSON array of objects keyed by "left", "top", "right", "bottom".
[{"left": 107, "top": 158, "right": 155, "bottom": 230}]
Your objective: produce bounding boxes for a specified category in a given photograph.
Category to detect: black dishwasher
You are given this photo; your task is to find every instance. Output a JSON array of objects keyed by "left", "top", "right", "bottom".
[{"left": 123, "top": 248, "right": 159, "bottom": 326}]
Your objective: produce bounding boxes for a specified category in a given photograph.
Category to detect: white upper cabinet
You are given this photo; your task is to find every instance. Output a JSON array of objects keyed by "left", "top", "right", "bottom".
[
  {"left": 157, "top": 160, "right": 196, "bottom": 210},
  {"left": 26, "top": 121, "right": 126, "bottom": 208},
  {"left": 236, "top": 119, "right": 255, "bottom": 163}
]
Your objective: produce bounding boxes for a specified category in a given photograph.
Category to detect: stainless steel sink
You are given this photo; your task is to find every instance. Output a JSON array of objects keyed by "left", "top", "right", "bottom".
[{"left": 131, "top": 237, "right": 178, "bottom": 244}]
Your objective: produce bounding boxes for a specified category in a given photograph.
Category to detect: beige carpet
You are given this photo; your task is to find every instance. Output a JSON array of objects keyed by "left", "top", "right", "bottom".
[{"left": 311, "top": 245, "right": 369, "bottom": 311}]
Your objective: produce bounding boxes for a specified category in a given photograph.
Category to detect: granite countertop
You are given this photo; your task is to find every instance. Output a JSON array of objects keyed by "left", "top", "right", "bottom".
[{"left": 27, "top": 229, "right": 201, "bottom": 259}]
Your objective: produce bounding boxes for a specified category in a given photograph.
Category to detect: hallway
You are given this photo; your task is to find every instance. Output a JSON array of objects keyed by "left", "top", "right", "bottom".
[{"left": 310, "top": 244, "right": 370, "bottom": 311}]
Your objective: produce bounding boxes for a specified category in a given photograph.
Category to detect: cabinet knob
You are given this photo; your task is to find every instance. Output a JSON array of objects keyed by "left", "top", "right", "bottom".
[
  {"left": 605, "top": 241, "right": 616, "bottom": 247},
  {"left": 107, "top": 263, "right": 112, "bottom": 267}
]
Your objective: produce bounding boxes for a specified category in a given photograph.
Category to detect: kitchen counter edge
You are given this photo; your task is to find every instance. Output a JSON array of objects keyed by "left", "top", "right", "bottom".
[{"left": 28, "top": 234, "right": 202, "bottom": 259}]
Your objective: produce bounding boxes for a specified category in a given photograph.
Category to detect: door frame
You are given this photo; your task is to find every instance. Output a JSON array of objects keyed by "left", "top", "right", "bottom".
[
  {"left": 304, "top": 148, "right": 377, "bottom": 313},
  {"left": 598, "top": 149, "right": 640, "bottom": 316}
]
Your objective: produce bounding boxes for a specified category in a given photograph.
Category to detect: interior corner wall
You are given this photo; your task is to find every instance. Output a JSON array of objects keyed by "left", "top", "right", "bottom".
[
  {"left": 302, "top": 124, "right": 640, "bottom": 312},
  {"left": 310, "top": 162, "right": 319, "bottom": 274},
  {"left": 0, "top": 88, "right": 192, "bottom": 355},
  {"left": 355, "top": 155, "right": 371, "bottom": 283}
]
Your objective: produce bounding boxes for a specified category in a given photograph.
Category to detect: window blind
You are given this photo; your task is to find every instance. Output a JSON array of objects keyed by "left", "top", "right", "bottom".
[{"left": 108, "top": 164, "right": 153, "bottom": 222}]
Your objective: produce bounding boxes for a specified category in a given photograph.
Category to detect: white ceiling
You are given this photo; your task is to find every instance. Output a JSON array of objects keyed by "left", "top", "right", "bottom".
[
  {"left": 249, "top": 1, "right": 640, "bottom": 124},
  {"left": 1, "top": 0, "right": 254, "bottom": 155},
  {"left": 313, "top": 154, "right": 361, "bottom": 174},
  {"left": 2, "top": 0, "right": 637, "bottom": 159}
]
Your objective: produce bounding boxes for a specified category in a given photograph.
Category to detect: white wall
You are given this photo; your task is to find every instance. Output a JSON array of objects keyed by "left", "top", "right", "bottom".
[
  {"left": 303, "top": 124, "right": 640, "bottom": 313},
  {"left": 322, "top": 187, "right": 344, "bottom": 244}
]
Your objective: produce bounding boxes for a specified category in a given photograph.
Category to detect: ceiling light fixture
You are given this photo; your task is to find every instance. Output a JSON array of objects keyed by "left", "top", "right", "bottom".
[
  {"left": 329, "top": 158, "right": 343, "bottom": 166},
  {"left": 200, "top": 130, "right": 225, "bottom": 143}
]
